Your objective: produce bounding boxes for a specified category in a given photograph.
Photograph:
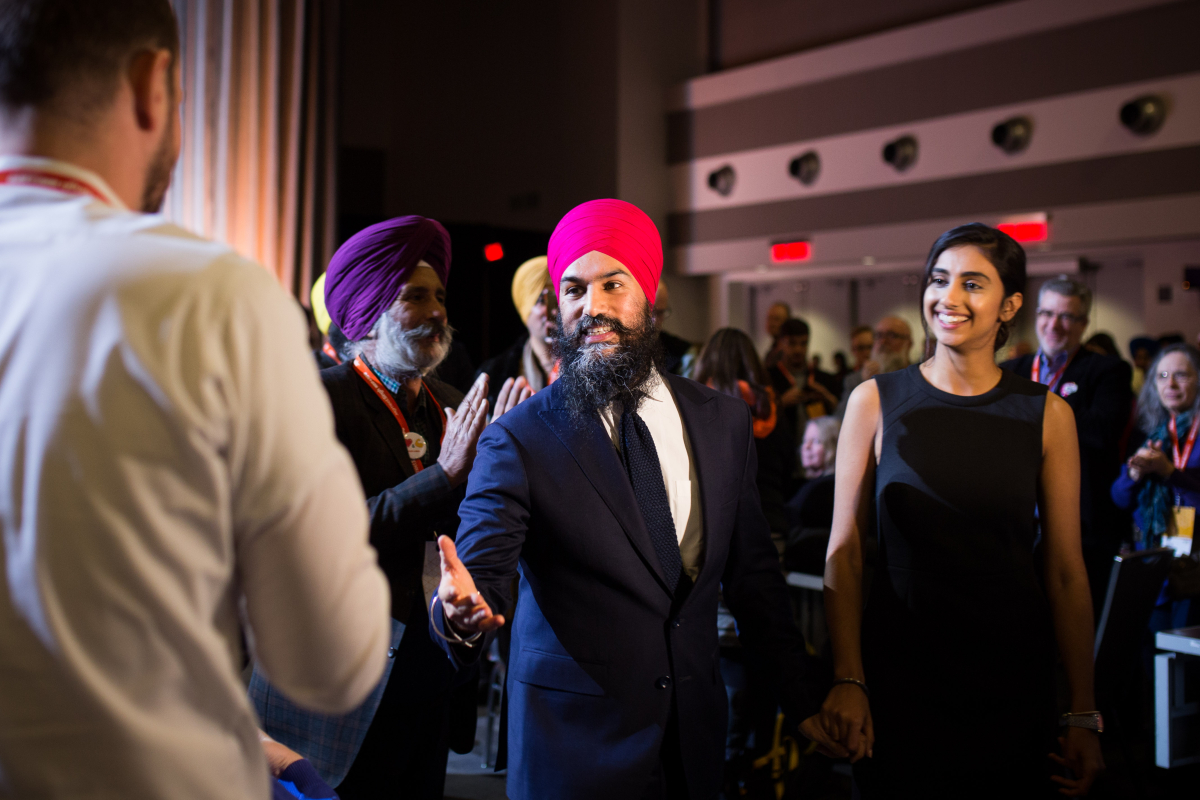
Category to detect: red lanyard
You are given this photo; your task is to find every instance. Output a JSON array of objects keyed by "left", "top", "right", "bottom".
[
  {"left": 775, "top": 364, "right": 797, "bottom": 387},
  {"left": 322, "top": 341, "right": 342, "bottom": 365},
  {"left": 352, "top": 356, "right": 446, "bottom": 473},
  {"left": 548, "top": 358, "right": 561, "bottom": 385},
  {"left": 1031, "top": 349, "right": 1077, "bottom": 394},
  {"left": 1168, "top": 415, "right": 1199, "bottom": 470},
  {"left": 0, "top": 168, "right": 111, "bottom": 204}
]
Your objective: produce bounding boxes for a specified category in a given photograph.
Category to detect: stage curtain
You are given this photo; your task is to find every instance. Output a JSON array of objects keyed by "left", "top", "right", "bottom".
[{"left": 165, "top": 0, "right": 338, "bottom": 303}]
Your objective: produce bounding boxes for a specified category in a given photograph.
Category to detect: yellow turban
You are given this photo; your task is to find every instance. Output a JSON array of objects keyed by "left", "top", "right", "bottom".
[
  {"left": 311, "top": 272, "right": 331, "bottom": 335},
  {"left": 511, "top": 256, "right": 551, "bottom": 323}
]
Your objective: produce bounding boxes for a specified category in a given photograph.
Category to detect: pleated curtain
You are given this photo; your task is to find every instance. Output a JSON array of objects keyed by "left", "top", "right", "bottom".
[{"left": 164, "top": 0, "right": 338, "bottom": 303}]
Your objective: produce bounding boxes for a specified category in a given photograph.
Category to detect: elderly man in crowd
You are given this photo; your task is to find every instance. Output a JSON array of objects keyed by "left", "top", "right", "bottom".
[
  {"left": 432, "top": 198, "right": 837, "bottom": 800},
  {"left": 1002, "top": 275, "right": 1132, "bottom": 613},
  {"left": 476, "top": 255, "right": 550, "bottom": 409},
  {"left": 0, "top": 1, "right": 391, "bottom": 796},
  {"left": 836, "top": 316, "right": 913, "bottom": 418},
  {"left": 251, "top": 216, "right": 529, "bottom": 798}
]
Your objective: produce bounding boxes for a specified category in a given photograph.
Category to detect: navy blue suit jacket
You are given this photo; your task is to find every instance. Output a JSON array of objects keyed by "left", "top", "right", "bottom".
[{"left": 436, "top": 373, "right": 827, "bottom": 800}]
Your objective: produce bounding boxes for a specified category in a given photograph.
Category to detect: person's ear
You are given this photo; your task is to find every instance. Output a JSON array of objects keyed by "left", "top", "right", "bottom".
[
  {"left": 1001, "top": 292, "right": 1023, "bottom": 323},
  {"left": 128, "top": 49, "right": 174, "bottom": 133}
]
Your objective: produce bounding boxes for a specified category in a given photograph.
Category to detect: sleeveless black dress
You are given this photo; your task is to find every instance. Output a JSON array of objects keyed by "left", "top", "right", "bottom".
[{"left": 854, "top": 365, "right": 1058, "bottom": 799}]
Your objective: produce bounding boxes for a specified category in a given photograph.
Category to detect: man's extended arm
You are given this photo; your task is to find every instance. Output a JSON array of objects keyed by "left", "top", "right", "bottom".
[{"left": 431, "top": 420, "right": 530, "bottom": 665}]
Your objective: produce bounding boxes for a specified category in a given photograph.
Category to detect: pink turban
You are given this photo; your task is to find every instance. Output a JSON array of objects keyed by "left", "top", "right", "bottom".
[
  {"left": 547, "top": 199, "right": 663, "bottom": 306},
  {"left": 325, "top": 215, "right": 451, "bottom": 341}
]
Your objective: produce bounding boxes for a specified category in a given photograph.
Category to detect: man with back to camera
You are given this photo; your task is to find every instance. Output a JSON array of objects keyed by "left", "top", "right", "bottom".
[
  {"left": 0, "top": 1, "right": 390, "bottom": 797},
  {"left": 1002, "top": 275, "right": 1133, "bottom": 613},
  {"left": 431, "top": 199, "right": 840, "bottom": 800},
  {"left": 251, "top": 216, "right": 530, "bottom": 797}
]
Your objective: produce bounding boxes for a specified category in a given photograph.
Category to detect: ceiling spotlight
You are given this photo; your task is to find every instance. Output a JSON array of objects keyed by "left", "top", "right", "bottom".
[
  {"left": 991, "top": 116, "right": 1032, "bottom": 154},
  {"left": 882, "top": 135, "right": 918, "bottom": 172},
  {"left": 788, "top": 151, "right": 820, "bottom": 186},
  {"left": 1120, "top": 95, "right": 1167, "bottom": 135},
  {"left": 707, "top": 165, "right": 736, "bottom": 196}
]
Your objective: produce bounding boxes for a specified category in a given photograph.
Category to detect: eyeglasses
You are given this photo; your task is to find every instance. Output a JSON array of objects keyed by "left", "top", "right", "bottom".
[
  {"left": 1035, "top": 309, "right": 1086, "bottom": 326},
  {"left": 653, "top": 307, "right": 673, "bottom": 321},
  {"left": 874, "top": 330, "right": 909, "bottom": 342},
  {"left": 1156, "top": 370, "right": 1197, "bottom": 385}
]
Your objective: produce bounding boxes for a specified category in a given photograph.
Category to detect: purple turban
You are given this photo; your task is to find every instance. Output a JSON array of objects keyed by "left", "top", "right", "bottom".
[{"left": 325, "top": 215, "right": 451, "bottom": 341}]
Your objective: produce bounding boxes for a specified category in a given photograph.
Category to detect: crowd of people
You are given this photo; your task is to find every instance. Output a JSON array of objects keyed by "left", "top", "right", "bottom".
[{"left": 2, "top": 3, "right": 1199, "bottom": 800}]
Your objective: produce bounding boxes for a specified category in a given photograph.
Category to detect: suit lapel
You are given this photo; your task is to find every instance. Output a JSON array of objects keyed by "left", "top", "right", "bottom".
[
  {"left": 539, "top": 382, "right": 671, "bottom": 595},
  {"left": 665, "top": 374, "right": 720, "bottom": 589},
  {"left": 355, "top": 373, "right": 417, "bottom": 480}
]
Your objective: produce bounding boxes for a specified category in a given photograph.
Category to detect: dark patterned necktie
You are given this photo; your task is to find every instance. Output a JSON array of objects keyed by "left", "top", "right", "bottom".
[{"left": 620, "top": 408, "right": 684, "bottom": 593}]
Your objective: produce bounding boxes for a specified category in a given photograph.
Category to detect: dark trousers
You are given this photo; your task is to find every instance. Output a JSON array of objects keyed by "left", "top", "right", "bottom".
[
  {"left": 641, "top": 703, "right": 689, "bottom": 800},
  {"left": 337, "top": 603, "right": 456, "bottom": 800}
]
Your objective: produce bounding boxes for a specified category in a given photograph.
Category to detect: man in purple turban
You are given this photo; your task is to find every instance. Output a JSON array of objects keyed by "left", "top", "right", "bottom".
[{"left": 252, "top": 216, "right": 530, "bottom": 799}]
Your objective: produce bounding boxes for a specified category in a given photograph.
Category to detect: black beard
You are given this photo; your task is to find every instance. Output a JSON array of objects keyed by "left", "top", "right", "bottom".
[{"left": 552, "top": 305, "right": 663, "bottom": 427}]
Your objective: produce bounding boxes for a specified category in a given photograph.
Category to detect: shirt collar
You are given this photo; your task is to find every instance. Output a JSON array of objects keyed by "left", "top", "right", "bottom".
[
  {"left": 364, "top": 356, "right": 403, "bottom": 396},
  {"left": 0, "top": 155, "right": 128, "bottom": 210},
  {"left": 1037, "top": 347, "right": 1074, "bottom": 370}
]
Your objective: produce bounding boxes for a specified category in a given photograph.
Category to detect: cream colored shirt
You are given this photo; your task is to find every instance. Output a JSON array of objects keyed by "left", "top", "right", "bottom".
[
  {"left": 0, "top": 157, "right": 390, "bottom": 799},
  {"left": 599, "top": 372, "right": 705, "bottom": 579}
]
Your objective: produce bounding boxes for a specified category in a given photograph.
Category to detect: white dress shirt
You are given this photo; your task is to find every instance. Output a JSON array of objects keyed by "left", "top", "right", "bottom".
[
  {"left": 0, "top": 157, "right": 390, "bottom": 799},
  {"left": 599, "top": 371, "right": 705, "bottom": 578}
]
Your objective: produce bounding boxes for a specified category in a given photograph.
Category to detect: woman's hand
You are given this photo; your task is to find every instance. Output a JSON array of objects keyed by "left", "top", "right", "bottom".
[
  {"left": 1049, "top": 727, "right": 1104, "bottom": 796},
  {"left": 1128, "top": 440, "right": 1174, "bottom": 479},
  {"left": 818, "top": 683, "right": 874, "bottom": 763}
]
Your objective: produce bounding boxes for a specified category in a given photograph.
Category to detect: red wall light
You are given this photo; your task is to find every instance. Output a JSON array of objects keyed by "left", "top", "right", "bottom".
[
  {"left": 997, "top": 221, "right": 1048, "bottom": 243},
  {"left": 484, "top": 242, "right": 505, "bottom": 262},
  {"left": 770, "top": 241, "right": 811, "bottom": 262}
]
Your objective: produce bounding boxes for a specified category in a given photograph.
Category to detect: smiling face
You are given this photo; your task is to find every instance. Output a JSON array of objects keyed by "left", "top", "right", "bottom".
[
  {"left": 923, "top": 246, "right": 1022, "bottom": 354},
  {"left": 369, "top": 262, "right": 452, "bottom": 378},
  {"left": 1155, "top": 351, "right": 1199, "bottom": 414},
  {"left": 558, "top": 251, "right": 649, "bottom": 359},
  {"left": 1035, "top": 290, "right": 1088, "bottom": 358}
]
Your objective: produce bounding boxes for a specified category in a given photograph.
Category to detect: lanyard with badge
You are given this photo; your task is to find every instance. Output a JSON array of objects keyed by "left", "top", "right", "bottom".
[
  {"left": 1031, "top": 349, "right": 1078, "bottom": 395},
  {"left": 352, "top": 356, "right": 446, "bottom": 472},
  {"left": 1164, "top": 415, "right": 1199, "bottom": 556},
  {"left": 0, "top": 168, "right": 112, "bottom": 203}
]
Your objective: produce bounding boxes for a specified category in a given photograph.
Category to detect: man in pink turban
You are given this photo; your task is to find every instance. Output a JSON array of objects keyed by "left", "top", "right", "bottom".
[{"left": 433, "top": 199, "right": 839, "bottom": 800}]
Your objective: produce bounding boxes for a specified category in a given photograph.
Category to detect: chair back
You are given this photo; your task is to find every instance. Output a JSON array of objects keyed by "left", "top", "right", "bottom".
[{"left": 1093, "top": 547, "right": 1174, "bottom": 702}]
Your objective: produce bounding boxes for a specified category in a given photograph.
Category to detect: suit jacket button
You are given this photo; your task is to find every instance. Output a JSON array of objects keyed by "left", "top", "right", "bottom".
[
  {"left": 387, "top": 647, "right": 396, "bottom": 658},
  {"left": 671, "top": 618, "right": 682, "bottom": 628},
  {"left": 656, "top": 676, "right": 672, "bottom": 690}
]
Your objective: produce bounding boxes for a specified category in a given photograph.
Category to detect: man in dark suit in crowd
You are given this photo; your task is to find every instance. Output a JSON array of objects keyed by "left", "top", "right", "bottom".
[
  {"left": 1002, "top": 275, "right": 1132, "bottom": 613},
  {"left": 251, "top": 216, "right": 528, "bottom": 797},
  {"left": 432, "top": 199, "right": 838, "bottom": 800}
]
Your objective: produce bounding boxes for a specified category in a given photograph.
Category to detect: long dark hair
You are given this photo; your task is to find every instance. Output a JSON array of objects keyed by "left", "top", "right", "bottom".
[
  {"left": 920, "top": 223, "right": 1027, "bottom": 355},
  {"left": 1136, "top": 344, "right": 1200, "bottom": 435},
  {"left": 693, "top": 328, "right": 772, "bottom": 420}
]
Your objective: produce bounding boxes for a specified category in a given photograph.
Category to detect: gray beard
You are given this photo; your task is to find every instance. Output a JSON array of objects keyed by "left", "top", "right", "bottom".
[{"left": 372, "top": 315, "right": 453, "bottom": 382}]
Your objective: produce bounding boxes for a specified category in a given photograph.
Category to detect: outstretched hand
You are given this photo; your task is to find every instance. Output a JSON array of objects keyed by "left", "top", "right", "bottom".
[
  {"left": 438, "top": 374, "right": 489, "bottom": 487},
  {"left": 492, "top": 375, "right": 533, "bottom": 421},
  {"left": 437, "top": 535, "right": 505, "bottom": 637}
]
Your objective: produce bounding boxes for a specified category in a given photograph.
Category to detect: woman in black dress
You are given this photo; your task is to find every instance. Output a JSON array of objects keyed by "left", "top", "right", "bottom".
[{"left": 820, "top": 225, "right": 1103, "bottom": 797}]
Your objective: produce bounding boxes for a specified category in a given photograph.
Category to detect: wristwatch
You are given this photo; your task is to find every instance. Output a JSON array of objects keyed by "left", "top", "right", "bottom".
[{"left": 1059, "top": 711, "right": 1104, "bottom": 733}]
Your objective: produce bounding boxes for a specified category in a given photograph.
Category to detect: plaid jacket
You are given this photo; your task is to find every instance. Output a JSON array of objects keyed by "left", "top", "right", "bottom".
[{"left": 250, "top": 618, "right": 406, "bottom": 787}]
